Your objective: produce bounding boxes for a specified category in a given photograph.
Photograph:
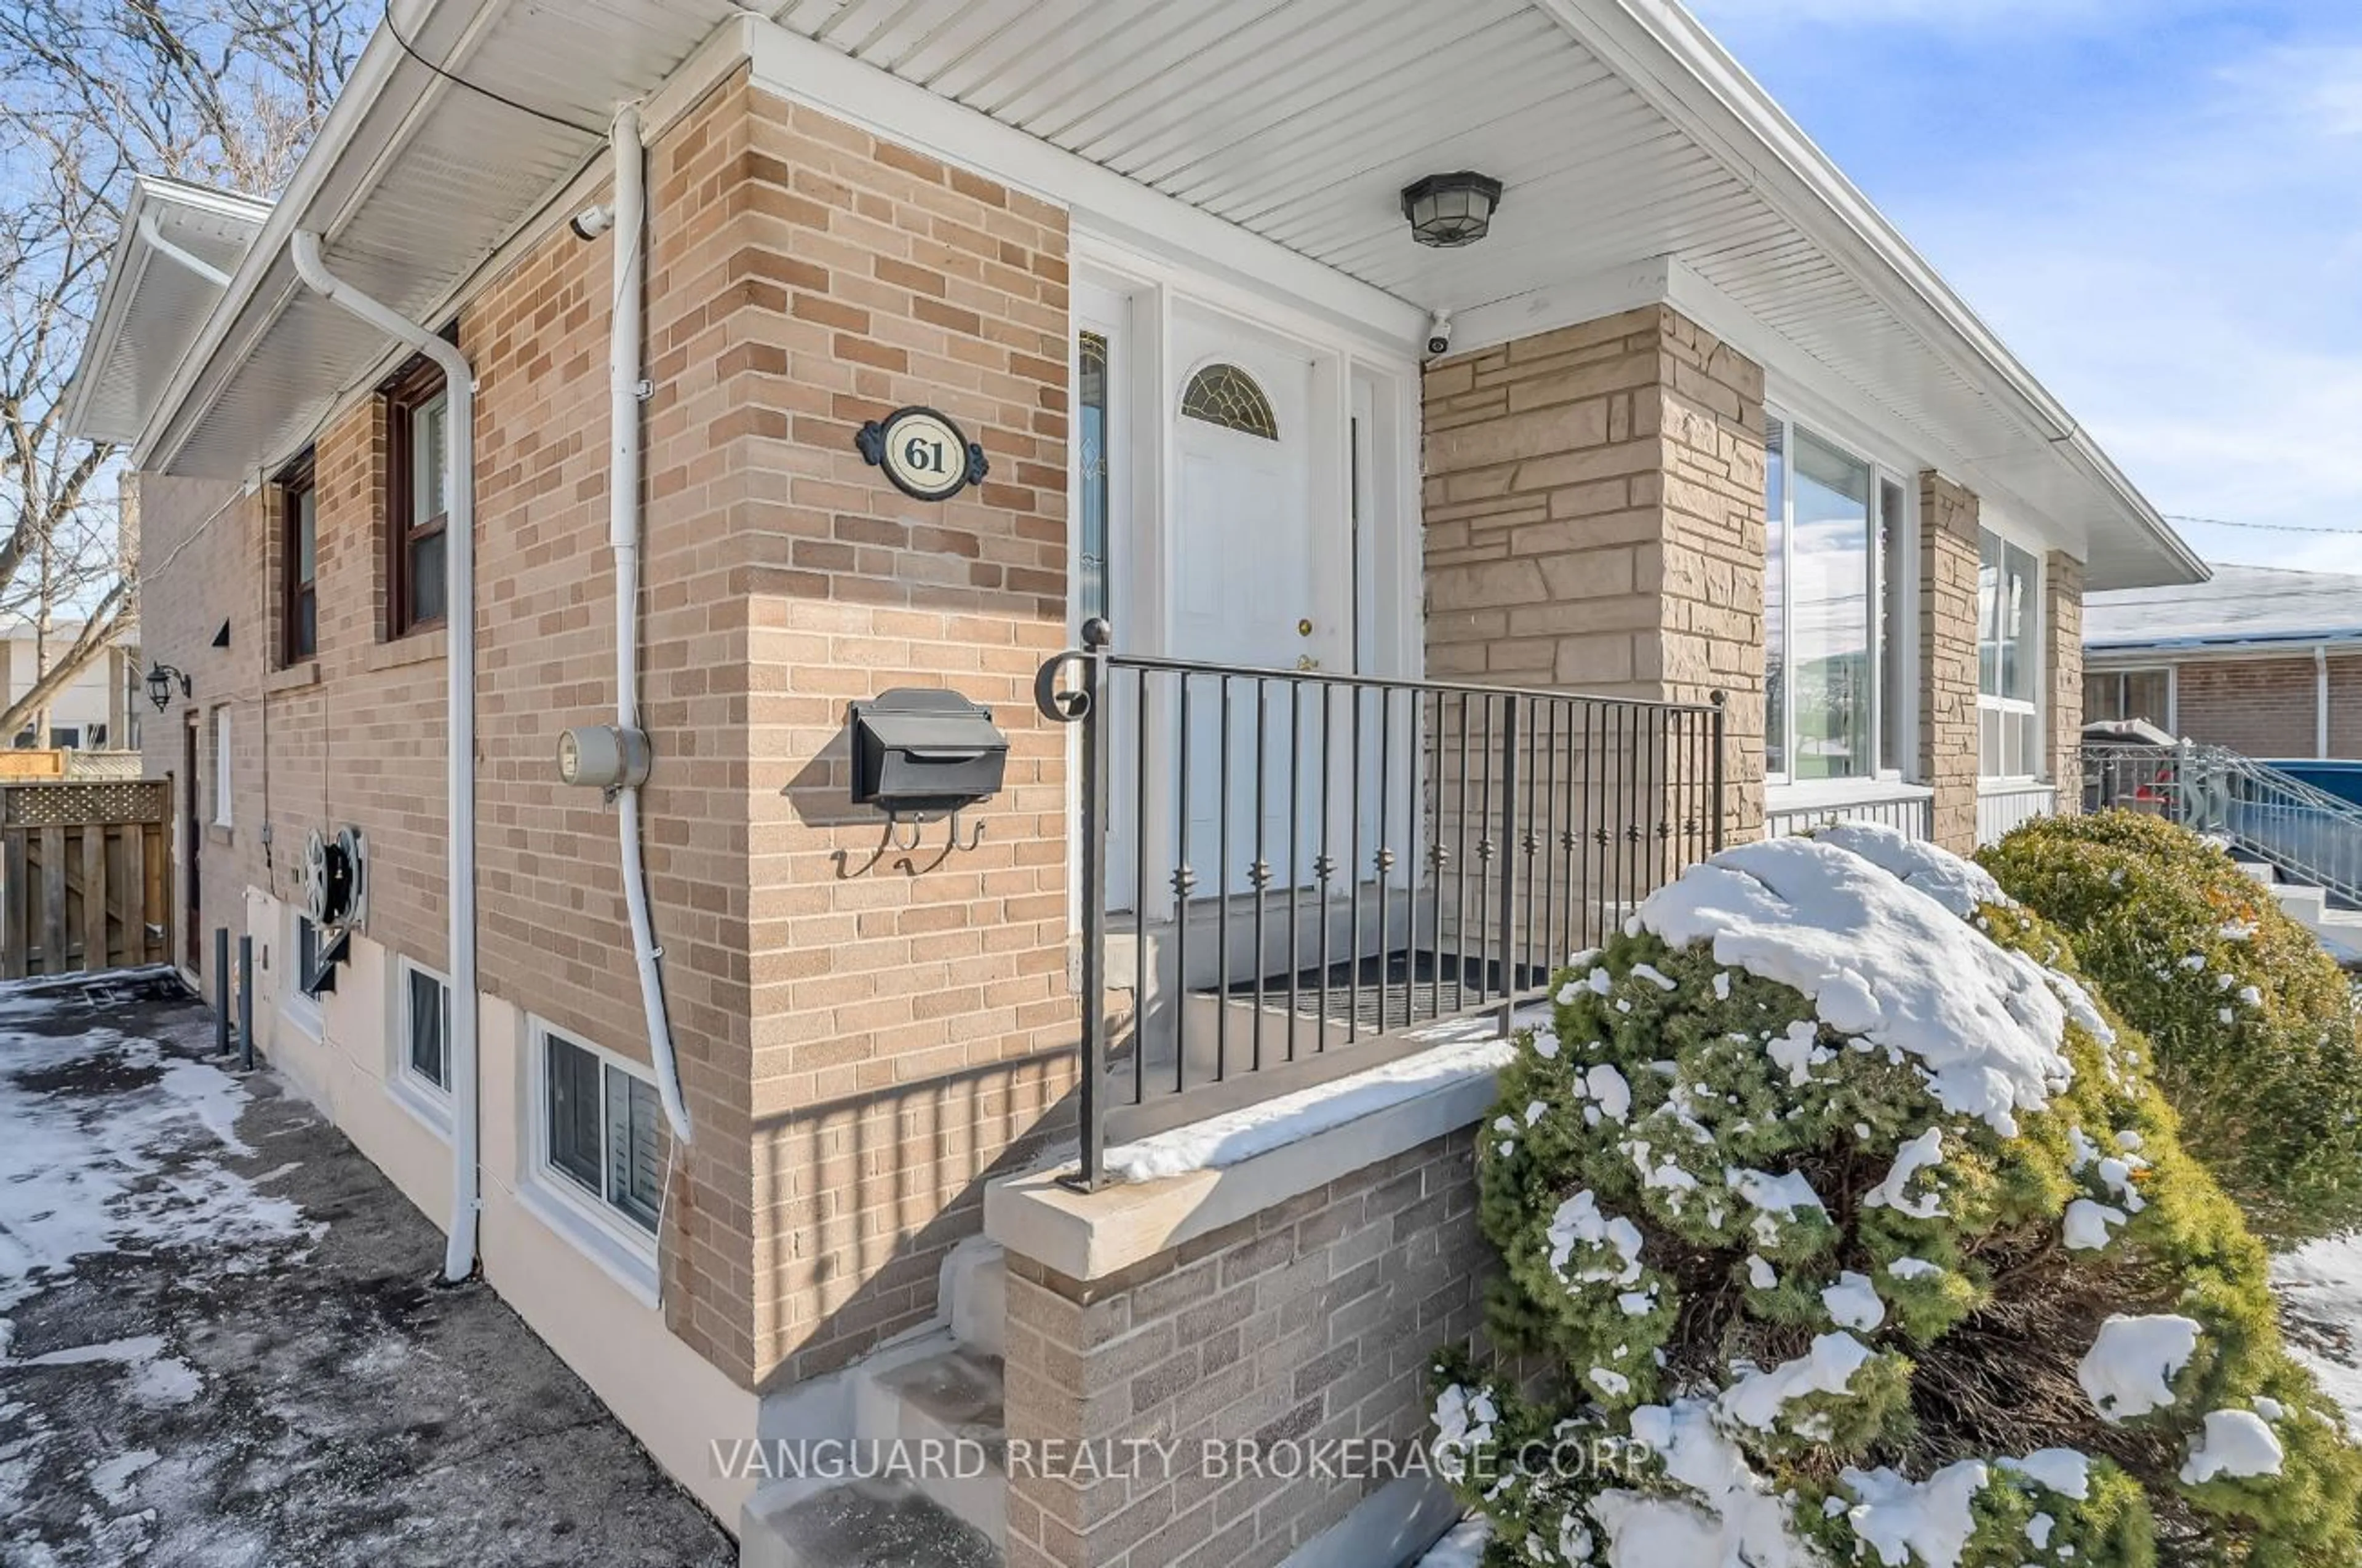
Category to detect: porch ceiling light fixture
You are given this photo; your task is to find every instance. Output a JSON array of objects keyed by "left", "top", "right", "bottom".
[
  {"left": 145, "top": 661, "right": 191, "bottom": 712},
  {"left": 1401, "top": 171, "right": 1504, "bottom": 249}
]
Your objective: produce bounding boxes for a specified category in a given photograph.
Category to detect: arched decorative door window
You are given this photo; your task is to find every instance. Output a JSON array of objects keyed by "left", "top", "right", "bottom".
[{"left": 1179, "top": 363, "right": 1278, "bottom": 440}]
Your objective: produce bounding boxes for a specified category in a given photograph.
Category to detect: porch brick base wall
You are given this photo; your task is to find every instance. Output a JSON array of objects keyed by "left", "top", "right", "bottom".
[
  {"left": 1001, "top": 1131, "right": 1489, "bottom": 1568},
  {"left": 1919, "top": 472, "right": 1982, "bottom": 853},
  {"left": 1420, "top": 304, "right": 1767, "bottom": 848},
  {"left": 2045, "top": 551, "right": 2085, "bottom": 811}
]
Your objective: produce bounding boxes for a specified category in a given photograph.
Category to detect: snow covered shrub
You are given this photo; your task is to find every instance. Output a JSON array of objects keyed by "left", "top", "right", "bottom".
[
  {"left": 1980, "top": 810, "right": 2362, "bottom": 1243},
  {"left": 1436, "top": 824, "right": 2362, "bottom": 1567}
]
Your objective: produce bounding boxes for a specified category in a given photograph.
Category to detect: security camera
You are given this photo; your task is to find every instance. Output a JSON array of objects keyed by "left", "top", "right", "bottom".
[
  {"left": 1425, "top": 311, "right": 1453, "bottom": 358},
  {"left": 568, "top": 204, "right": 615, "bottom": 241}
]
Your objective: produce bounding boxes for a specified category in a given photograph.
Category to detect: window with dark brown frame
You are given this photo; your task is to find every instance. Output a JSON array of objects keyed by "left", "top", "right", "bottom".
[
  {"left": 277, "top": 450, "right": 317, "bottom": 665},
  {"left": 383, "top": 356, "right": 450, "bottom": 637}
]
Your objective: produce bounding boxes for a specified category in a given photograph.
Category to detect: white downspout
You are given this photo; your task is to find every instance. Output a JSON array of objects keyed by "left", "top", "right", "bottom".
[
  {"left": 608, "top": 106, "right": 693, "bottom": 1148},
  {"left": 2320, "top": 645, "right": 2332, "bottom": 761},
  {"left": 288, "top": 229, "right": 482, "bottom": 1284}
]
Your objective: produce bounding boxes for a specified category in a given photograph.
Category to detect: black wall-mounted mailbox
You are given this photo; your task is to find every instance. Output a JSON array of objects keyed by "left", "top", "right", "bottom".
[{"left": 848, "top": 688, "right": 1009, "bottom": 817}]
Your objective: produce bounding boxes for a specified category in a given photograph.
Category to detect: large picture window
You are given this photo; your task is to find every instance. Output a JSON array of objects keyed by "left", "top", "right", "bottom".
[
  {"left": 1977, "top": 530, "right": 2043, "bottom": 778},
  {"left": 384, "top": 357, "right": 450, "bottom": 637},
  {"left": 1765, "top": 416, "right": 1908, "bottom": 783}
]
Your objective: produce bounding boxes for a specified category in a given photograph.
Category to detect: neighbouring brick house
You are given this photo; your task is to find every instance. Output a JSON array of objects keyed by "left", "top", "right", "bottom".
[
  {"left": 68, "top": 4, "right": 2203, "bottom": 1565},
  {"left": 2086, "top": 563, "right": 2362, "bottom": 762}
]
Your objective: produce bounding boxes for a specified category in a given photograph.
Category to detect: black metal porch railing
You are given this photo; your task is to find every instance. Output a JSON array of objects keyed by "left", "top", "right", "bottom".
[{"left": 1036, "top": 621, "right": 1727, "bottom": 1189}]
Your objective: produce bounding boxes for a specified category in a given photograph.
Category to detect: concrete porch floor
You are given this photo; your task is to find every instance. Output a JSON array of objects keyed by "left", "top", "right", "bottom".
[{"left": 0, "top": 971, "right": 733, "bottom": 1567}]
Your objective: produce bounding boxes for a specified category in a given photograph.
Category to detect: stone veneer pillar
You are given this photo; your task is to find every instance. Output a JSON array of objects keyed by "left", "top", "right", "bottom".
[
  {"left": 2045, "top": 550, "right": 2085, "bottom": 811},
  {"left": 1918, "top": 472, "right": 1982, "bottom": 853},
  {"left": 1420, "top": 305, "right": 1767, "bottom": 844}
]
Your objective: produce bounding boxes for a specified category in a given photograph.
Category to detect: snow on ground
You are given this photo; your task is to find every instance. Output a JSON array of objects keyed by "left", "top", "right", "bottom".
[
  {"left": 2273, "top": 1235, "right": 2362, "bottom": 1430},
  {"left": 0, "top": 974, "right": 734, "bottom": 1567}
]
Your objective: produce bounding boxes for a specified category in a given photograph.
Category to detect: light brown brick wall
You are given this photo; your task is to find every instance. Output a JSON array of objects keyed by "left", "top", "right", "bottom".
[
  {"left": 137, "top": 71, "right": 1078, "bottom": 1394},
  {"left": 1420, "top": 304, "right": 1765, "bottom": 845},
  {"left": 2045, "top": 551, "right": 2084, "bottom": 803},
  {"left": 718, "top": 81, "right": 1078, "bottom": 1387},
  {"left": 2172, "top": 656, "right": 2324, "bottom": 760},
  {"left": 1002, "top": 1130, "right": 1490, "bottom": 1568},
  {"left": 2332, "top": 656, "right": 2362, "bottom": 760},
  {"left": 1918, "top": 472, "right": 1980, "bottom": 852}
]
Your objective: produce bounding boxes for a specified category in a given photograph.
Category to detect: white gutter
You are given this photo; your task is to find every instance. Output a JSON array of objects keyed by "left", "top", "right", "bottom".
[
  {"left": 288, "top": 228, "right": 482, "bottom": 1285},
  {"left": 137, "top": 211, "right": 234, "bottom": 289},
  {"left": 606, "top": 105, "right": 693, "bottom": 1147}
]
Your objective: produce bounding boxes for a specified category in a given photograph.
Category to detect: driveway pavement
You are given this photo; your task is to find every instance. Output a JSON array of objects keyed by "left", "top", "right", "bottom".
[{"left": 0, "top": 971, "right": 735, "bottom": 1567}]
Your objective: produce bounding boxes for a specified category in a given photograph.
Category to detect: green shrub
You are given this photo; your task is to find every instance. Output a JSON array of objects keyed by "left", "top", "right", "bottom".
[
  {"left": 1979, "top": 810, "right": 2362, "bottom": 1243},
  {"left": 1434, "top": 826, "right": 2362, "bottom": 1568}
]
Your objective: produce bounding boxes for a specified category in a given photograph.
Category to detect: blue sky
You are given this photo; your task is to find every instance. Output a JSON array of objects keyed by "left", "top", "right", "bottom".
[{"left": 1688, "top": 0, "right": 2362, "bottom": 575}]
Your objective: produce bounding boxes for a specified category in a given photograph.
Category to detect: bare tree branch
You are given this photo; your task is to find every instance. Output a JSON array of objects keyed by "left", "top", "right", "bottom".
[{"left": 0, "top": 0, "right": 365, "bottom": 737}]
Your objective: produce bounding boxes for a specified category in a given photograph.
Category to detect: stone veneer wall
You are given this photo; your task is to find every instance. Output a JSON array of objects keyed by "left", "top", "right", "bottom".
[
  {"left": 1918, "top": 472, "right": 1982, "bottom": 853},
  {"left": 1001, "top": 1130, "right": 1489, "bottom": 1568},
  {"left": 2044, "top": 551, "right": 2085, "bottom": 806},
  {"left": 1420, "top": 304, "right": 1767, "bottom": 846}
]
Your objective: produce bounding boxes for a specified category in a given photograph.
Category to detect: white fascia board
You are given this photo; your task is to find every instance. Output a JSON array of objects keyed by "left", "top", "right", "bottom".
[
  {"left": 742, "top": 18, "right": 1429, "bottom": 359},
  {"left": 1447, "top": 256, "right": 1676, "bottom": 357},
  {"left": 1528, "top": 0, "right": 2202, "bottom": 586},
  {"left": 130, "top": 0, "right": 510, "bottom": 473}
]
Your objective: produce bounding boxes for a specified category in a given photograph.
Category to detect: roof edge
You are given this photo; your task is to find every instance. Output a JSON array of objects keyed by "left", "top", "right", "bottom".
[
  {"left": 1533, "top": 0, "right": 2207, "bottom": 587},
  {"left": 63, "top": 176, "right": 272, "bottom": 445}
]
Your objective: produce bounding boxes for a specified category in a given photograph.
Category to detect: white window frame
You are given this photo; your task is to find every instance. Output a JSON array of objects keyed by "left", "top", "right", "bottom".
[
  {"left": 1762, "top": 404, "right": 1920, "bottom": 800},
  {"left": 210, "top": 705, "right": 233, "bottom": 827},
  {"left": 519, "top": 1016, "right": 661, "bottom": 1305},
  {"left": 280, "top": 907, "right": 322, "bottom": 1040},
  {"left": 1976, "top": 524, "right": 2046, "bottom": 784},
  {"left": 383, "top": 954, "right": 453, "bottom": 1138}
]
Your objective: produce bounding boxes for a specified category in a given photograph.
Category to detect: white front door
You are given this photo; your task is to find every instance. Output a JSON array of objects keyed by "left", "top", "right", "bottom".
[{"left": 1167, "top": 308, "right": 1332, "bottom": 897}]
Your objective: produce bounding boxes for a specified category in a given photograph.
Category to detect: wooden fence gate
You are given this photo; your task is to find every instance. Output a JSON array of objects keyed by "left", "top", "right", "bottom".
[{"left": 0, "top": 779, "right": 172, "bottom": 978}]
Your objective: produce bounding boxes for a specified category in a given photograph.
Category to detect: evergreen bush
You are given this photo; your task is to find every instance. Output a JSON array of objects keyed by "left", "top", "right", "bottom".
[
  {"left": 1979, "top": 810, "right": 2362, "bottom": 1243},
  {"left": 1435, "top": 824, "right": 2362, "bottom": 1567}
]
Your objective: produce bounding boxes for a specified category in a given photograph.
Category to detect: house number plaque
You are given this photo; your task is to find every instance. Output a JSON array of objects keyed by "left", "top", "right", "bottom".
[{"left": 857, "top": 406, "right": 988, "bottom": 503}]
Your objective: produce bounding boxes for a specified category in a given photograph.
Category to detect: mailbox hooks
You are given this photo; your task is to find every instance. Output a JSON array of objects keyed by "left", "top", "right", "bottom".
[
  {"left": 884, "top": 806, "right": 985, "bottom": 856},
  {"left": 841, "top": 687, "right": 1009, "bottom": 875}
]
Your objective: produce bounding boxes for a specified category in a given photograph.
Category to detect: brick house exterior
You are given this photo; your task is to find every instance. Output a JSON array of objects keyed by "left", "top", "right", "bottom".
[
  {"left": 71, "top": 4, "right": 2202, "bottom": 1563},
  {"left": 2085, "top": 564, "right": 2362, "bottom": 762}
]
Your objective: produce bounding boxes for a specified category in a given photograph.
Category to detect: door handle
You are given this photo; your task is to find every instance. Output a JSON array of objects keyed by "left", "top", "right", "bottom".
[{"left": 1297, "top": 655, "right": 1321, "bottom": 672}]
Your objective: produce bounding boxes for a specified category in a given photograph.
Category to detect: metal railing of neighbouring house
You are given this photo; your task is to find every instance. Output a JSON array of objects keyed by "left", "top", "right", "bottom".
[
  {"left": 2082, "top": 742, "right": 2362, "bottom": 910},
  {"left": 1036, "top": 620, "right": 1726, "bottom": 1190}
]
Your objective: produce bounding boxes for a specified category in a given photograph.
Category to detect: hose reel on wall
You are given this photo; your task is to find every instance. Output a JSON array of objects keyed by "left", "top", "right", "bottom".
[{"left": 296, "top": 825, "right": 367, "bottom": 997}]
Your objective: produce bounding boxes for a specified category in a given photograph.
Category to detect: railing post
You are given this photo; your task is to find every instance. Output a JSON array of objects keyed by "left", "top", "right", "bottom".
[
  {"left": 237, "top": 933, "right": 255, "bottom": 1072},
  {"left": 213, "top": 925, "right": 230, "bottom": 1057},
  {"left": 1496, "top": 694, "right": 1521, "bottom": 1035},
  {"left": 1709, "top": 691, "right": 1727, "bottom": 853},
  {"left": 1036, "top": 618, "right": 1113, "bottom": 1192}
]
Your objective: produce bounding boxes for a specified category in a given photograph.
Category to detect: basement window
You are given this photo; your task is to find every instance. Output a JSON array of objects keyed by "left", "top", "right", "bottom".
[
  {"left": 542, "top": 1030, "right": 662, "bottom": 1236},
  {"left": 400, "top": 958, "right": 450, "bottom": 1092}
]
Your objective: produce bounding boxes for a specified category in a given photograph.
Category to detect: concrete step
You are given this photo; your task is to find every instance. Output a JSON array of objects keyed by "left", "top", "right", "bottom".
[
  {"left": 2235, "top": 857, "right": 2279, "bottom": 888},
  {"left": 2273, "top": 883, "right": 2329, "bottom": 923},
  {"left": 741, "top": 1481, "right": 1000, "bottom": 1568},
  {"left": 851, "top": 1338, "right": 1007, "bottom": 1550},
  {"left": 940, "top": 1236, "right": 1006, "bottom": 1361}
]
